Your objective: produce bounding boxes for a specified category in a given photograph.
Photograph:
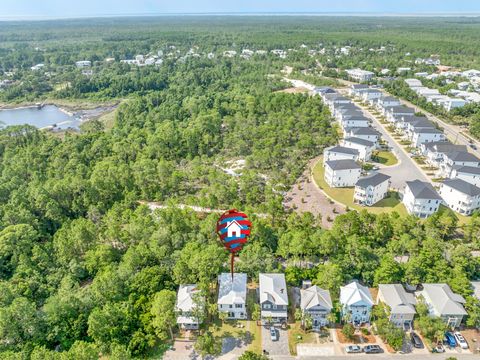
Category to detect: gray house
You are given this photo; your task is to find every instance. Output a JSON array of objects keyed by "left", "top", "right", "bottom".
[
  {"left": 377, "top": 284, "right": 416, "bottom": 329},
  {"left": 300, "top": 284, "right": 333, "bottom": 329},
  {"left": 259, "top": 273, "right": 288, "bottom": 325}
]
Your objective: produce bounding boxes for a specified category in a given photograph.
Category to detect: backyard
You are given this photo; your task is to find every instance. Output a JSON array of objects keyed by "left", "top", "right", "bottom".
[
  {"left": 312, "top": 158, "right": 408, "bottom": 216},
  {"left": 371, "top": 150, "right": 398, "bottom": 166}
]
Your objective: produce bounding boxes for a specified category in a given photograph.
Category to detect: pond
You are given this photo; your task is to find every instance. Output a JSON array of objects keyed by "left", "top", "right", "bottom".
[{"left": 0, "top": 105, "right": 81, "bottom": 130}]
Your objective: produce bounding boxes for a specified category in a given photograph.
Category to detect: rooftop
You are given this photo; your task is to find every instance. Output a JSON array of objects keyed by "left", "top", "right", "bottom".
[
  {"left": 378, "top": 284, "right": 416, "bottom": 315},
  {"left": 417, "top": 283, "right": 467, "bottom": 316},
  {"left": 442, "top": 178, "right": 480, "bottom": 196},
  {"left": 406, "top": 180, "right": 441, "bottom": 200},
  {"left": 356, "top": 173, "right": 391, "bottom": 188},
  {"left": 325, "top": 159, "right": 361, "bottom": 171},
  {"left": 259, "top": 273, "right": 288, "bottom": 306},
  {"left": 300, "top": 285, "right": 333, "bottom": 311},
  {"left": 326, "top": 145, "right": 359, "bottom": 156},
  {"left": 344, "top": 137, "right": 375, "bottom": 147},
  {"left": 218, "top": 273, "right": 247, "bottom": 305}
]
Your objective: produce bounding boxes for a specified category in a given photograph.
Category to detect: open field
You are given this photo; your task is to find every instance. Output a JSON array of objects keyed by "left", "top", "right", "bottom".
[{"left": 312, "top": 158, "right": 408, "bottom": 216}]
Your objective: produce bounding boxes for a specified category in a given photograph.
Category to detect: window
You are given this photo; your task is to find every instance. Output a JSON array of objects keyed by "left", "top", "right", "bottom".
[
  {"left": 235, "top": 304, "right": 242, "bottom": 309},
  {"left": 264, "top": 304, "right": 271, "bottom": 309},
  {"left": 229, "top": 305, "right": 232, "bottom": 309}
]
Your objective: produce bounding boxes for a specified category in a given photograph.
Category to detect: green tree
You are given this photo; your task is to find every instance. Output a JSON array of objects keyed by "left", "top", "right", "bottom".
[
  {"left": 341, "top": 324, "right": 355, "bottom": 341},
  {"left": 194, "top": 331, "right": 221, "bottom": 357},
  {"left": 150, "top": 289, "right": 177, "bottom": 341}
]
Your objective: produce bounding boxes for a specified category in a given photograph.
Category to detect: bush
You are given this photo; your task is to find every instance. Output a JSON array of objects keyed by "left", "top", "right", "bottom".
[
  {"left": 360, "top": 328, "right": 370, "bottom": 336},
  {"left": 342, "top": 324, "right": 355, "bottom": 340}
]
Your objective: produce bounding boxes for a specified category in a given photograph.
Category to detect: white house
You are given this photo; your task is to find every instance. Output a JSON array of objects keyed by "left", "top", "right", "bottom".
[
  {"left": 451, "top": 165, "right": 480, "bottom": 188},
  {"left": 376, "top": 96, "right": 401, "bottom": 111},
  {"left": 342, "top": 137, "right": 375, "bottom": 161},
  {"left": 344, "top": 127, "right": 380, "bottom": 145},
  {"left": 360, "top": 89, "right": 383, "bottom": 102},
  {"left": 217, "top": 273, "right": 247, "bottom": 320},
  {"left": 439, "top": 178, "right": 480, "bottom": 215},
  {"left": 340, "top": 281, "right": 374, "bottom": 325},
  {"left": 324, "top": 146, "right": 359, "bottom": 162},
  {"left": 441, "top": 98, "right": 467, "bottom": 112},
  {"left": 411, "top": 128, "right": 445, "bottom": 148},
  {"left": 346, "top": 69, "right": 374, "bottom": 82},
  {"left": 377, "top": 284, "right": 416, "bottom": 329},
  {"left": 324, "top": 160, "right": 362, "bottom": 188},
  {"left": 385, "top": 106, "right": 416, "bottom": 122},
  {"left": 349, "top": 84, "right": 369, "bottom": 97},
  {"left": 405, "top": 78, "right": 423, "bottom": 88},
  {"left": 336, "top": 109, "right": 364, "bottom": 122},
  {"left": 341, "top": 116, "right": 371, "bottom": 129},
  {"left": 421, "top": 142, "right": 466, "bottom": 168},
  {"left": 403, "top": 180, "right": 441, "bottom": 218},
  {"left": 441, "top": 151, "right": 480, "bottom": 178},
  {"left": 300, "top": 284, "right": 333, "bottom": 329},
  {"left": 259, "top": 273, "right": 288, "bottom": 324},
  {"left": 75, "top": 60, "right": 91, "bottom": 68},
  {"left": 176, "top": 284, "right": 204, "bottom": 330},
  {"left": 354, "top": 173, "right": 391, "bottom": 206},
  {"left": 416, "top": 284, "right": 467, "bottom": 328}
]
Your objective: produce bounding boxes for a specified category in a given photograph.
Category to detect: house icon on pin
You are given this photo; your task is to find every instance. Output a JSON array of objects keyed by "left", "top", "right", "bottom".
[{"left": 226, "top": 220, "right": 242, "bottom": 238}]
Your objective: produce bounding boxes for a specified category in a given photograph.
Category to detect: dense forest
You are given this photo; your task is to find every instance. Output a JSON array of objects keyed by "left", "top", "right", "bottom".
[{"left": 0, "top": 17, "right": 480, "bottom": 359}]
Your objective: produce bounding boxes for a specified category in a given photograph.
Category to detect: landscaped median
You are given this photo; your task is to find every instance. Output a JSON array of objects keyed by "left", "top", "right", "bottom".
[{"left": 311, "top": 157, "right": 407, "bottom": 216}]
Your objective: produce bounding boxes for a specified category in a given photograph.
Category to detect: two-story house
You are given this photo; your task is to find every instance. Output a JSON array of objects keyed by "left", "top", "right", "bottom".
[
  {"left": 354, "top": 173, "right": 391, "bottom": 206},
  {"left": 340, "top": 281, "right": 374, "bottom": 325},
  {"left": 324, "top": 159, "right": 362, "bottom": 188},
  {"left": 343, "top": 127, "right": 380, "bottom": 145},
  {"left": 377, "top": 284, "right": 416, "bottom": 329},
  {"left": 416, "top": 284, "right": 467, "bottom": 328},
  {"left": 217, "top": 273, "right": 247, "bottom": 320},
  {"left": 324, "top": 146, "right": 359, "bottom": 162},
  {"left": 411, "top": 128, "right": 445, "bottom": 148},
  {"left": 402, "top": 180, "right": 441, "bottom": 218},
  {"left": 259, "top": 273, "right": 288, "bottom": 325},
  {"left": 440, "top": 151, "right": 480, "bottom": 178},
  {"left": 300, "top": 283, "right": 333, "bottom": 330},
  {"left": 451, "top": 165, "right": 480, "bottom": 188},
  {"left": 342, "top": 137, "right": 376, "bottom": 162}
]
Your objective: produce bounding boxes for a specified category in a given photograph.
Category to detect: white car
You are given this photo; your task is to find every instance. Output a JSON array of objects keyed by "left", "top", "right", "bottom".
[
  {"left": 454, "top": 332, "right": 469, "bottom": 349},
  {"left": 345, "top": 345, "right": 362, "bottom": 353}
]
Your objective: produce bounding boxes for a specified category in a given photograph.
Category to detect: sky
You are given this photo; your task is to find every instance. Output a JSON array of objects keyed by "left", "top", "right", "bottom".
[{"left": 1, "top": 0, "right": 480, "bottom": 19}]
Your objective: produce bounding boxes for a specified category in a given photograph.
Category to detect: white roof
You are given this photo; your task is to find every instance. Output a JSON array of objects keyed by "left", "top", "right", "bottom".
[
  {"left": 300, "top": 285, "right": 333, "bottom": 311},
  {"left": 340, "top": 281, "right": 374, "bottom": 307},
  {"left": 218, "top": 273, "right": 247, "bottom": 305},
  {"left": 378, "top": 284, "right": 416, "bottom": 315},
  {"left": 259, "top": 273, "right": 288, "bottom": 306},
  {"left": 418, "top": 283, "right": 467, "bottom": 316},
  {"left": 176, "top": 284, "right": 201, "bottom": 312},
  {"left": 471, "top": 281, "right": 480, "bottom": 301}
]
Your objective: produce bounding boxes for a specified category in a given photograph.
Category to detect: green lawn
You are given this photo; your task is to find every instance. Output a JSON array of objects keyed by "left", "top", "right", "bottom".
[
  {"left": 312, "top": 158, "right": 408, "bottom": 216},
  {"left": 208, "top": 319, "right": 262, "bottom": 354},
  {"left": 371, "top": 151, "right": 398, "bottom": 166},
  {"left": 288, "top": 322, "right": 318, "bottom": 355}
]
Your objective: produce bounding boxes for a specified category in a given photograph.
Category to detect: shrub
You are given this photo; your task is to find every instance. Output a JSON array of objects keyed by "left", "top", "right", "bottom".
[{"left": 342, "top": 324, "right": 355, "bottom": 340}]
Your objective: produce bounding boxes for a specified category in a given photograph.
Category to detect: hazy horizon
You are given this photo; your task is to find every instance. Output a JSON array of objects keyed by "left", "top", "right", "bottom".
[{"left": 1, "top": 0, "right": 480, "bottom": 20}]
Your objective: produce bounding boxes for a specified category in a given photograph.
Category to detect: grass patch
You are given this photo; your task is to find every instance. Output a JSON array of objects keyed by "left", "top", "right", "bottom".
[
  {"left": 399, "top": 140, "right": 412, "bottom": 145},
  {"left": 312, "top": 158, "right": 407, "bottom": 216},
  {"left": 98, "top": 107, "right": 118, "bottom": 130},
  {"left": 288, "top": 322, "right": 318, "bottom": 355},
  {"left": 412, "top": 157, "right": 426, "bottom": 165},
  {"left": 371, "top": 151, "right": 398, "bottom": 166},
  {"left": 438, "top": 205, "right": 471, "bottom": 228}
]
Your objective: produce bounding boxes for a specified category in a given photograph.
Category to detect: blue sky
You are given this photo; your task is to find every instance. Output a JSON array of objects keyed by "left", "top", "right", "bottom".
[{"left": 2, "top": 0, "right": 480, "bottom": 18}]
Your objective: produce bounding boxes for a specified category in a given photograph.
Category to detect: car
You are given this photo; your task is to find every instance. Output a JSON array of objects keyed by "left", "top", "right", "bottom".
[
  {"left": 470, "top": 144, "right": 478, "bottom": 150},
  {"left": 269, "top": 327, "right": 278, "bottom": 341},
  {"left": 345, "top": 345, "right": 362, "bottom": 353},
  {"left": 444, "top": 332, "right": 456, "bottom": 347},
  {"left": 433, "top": 343, "right": 445, "bottom": 353},
  {"left": 454, "top": 332, "right": 469, "bottom": 349},
  {"left": 363, "top": 345, "right": 383, "bottom": 354},
  {"left": 410, "top": 332, "right": 423, "bottom": 348}
]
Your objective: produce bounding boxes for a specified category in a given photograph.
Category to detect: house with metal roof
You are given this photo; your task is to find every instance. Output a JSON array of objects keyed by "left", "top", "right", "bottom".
[
  {"left": 340, "top": 281, "right": 374, "bottom": 325},
  {"left": 377, "top": 284, "right": 416, "bottom": 329},
  {"left": 354, "top": 173, "right": 391, "bottom": 206},
  {"left": 416, "top": 284, "right": 467, "bottom": 328},
  {"left": 324, "top": 159, "right": 362, "bottom": 188},
  {"left": 176, "top": 284, "right": 204, "bottom": 330},
  {"left": 300, "top": 285, "right": 333, "bottom": 329},
  {"left": 385, "top": 106, "right": 416, "bottom": 122},
  {"left": 259, "top": 273, "right": 288, "bottom": 325},
  {"left": 217, "top": 273, "right": 247, "bottom": 320},
  {"left": 402, "top": 180, "right": 441, "bottom": 218},
  {"left": 439, "top": 178, "right": 480, "bottom": 215},
  {"left": 324, "top": 145, "right": 359, "bottom": 162},
  {"left": 342, "top": 137, "right": 376, "bottom": 161}
]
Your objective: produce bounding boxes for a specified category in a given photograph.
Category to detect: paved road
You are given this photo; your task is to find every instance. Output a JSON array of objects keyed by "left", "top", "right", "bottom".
[
  {"left": 262, "top": 326, "right": 290, "bottom": 357},
  {"left": 298, "top": 355, "right": 479, "bottom": 360},
  {"left": 339, "top": 92, "right": 431, "bottom": 190}
]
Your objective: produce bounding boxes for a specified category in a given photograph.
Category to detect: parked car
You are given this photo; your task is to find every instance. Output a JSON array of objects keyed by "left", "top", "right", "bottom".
[
  {"left": 363, "top": 345, "right": 382, "bottom": 354},
  {"left": 410, "top": 332, "right": 423, "bottom": 348},
  {"left": 469, "top": 144, "right": 477, "bottom": 150},
  {"left": 454, "top": 332, "right": 469, "bottom": 349},
  {"left": 345, "top": 345, "right": 362, "bottom": 353},
  {"left": 270, "top": 327, "right": 278, "bottom": 341},
  {"left": 433, "top": 343, "right": 445, "bottom": 353},
  {"left": 444, "top": 332, "right": 456, "bottom": 347}
]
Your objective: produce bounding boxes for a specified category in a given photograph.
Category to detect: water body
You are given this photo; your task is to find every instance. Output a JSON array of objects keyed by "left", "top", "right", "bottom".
[{"left": 0, "top": 105, "right": 81, "bottom": 130}]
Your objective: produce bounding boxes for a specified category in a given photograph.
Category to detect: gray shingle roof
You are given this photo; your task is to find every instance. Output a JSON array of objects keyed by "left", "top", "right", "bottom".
[
  {"left": 378, "top": 284, "right": 416, "bottom": 315},
  {"left": 454, "top": 165, "right": 480, "bottom": 175},
  {"left": 445, "top": 151, "right": 480, "bottom": 163},
  {"left": 355, "top": 173, "right": 391, "bottom": 188},
  {"left": 414, "top": 128, "right": 443, "bottom": 134},
  {"left": 326, "top": 146, "right": 359, "bottom": 156},
  {"left": 350, "top": 127, "right": 380, "bottom": 136},
  {"left": 352, "top": 84, "right": 368, "bottom": 89},
  {"left": 418, "top": 284, "right": 467, "bottom": 316},
  {"left": 442, "top": 178, "right": 480, "bottom": 196},
  {"left": 387, "top": 106, "right": 415, "bottom": 114},
  {"left": 406, "top": 180, "right": 441, "bottom": 200},
  {"left": 300, "top": 285, "right": 333, "bottom": 311},
  {"left": 325, "top": 159, "right": 361, "bottom": 171},
  {"left": 344, "top": 137, "right": 375, "bottom": 147}
]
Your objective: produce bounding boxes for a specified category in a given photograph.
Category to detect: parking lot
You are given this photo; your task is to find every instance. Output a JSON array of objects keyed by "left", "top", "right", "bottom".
[{"left": 262, "top": 326, "right": 290, "bottom": 356}]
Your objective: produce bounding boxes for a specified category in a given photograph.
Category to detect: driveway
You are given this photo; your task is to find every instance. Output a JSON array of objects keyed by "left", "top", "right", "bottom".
[
  {"left": 163, "top": 339, "right": 199, "bottom": 360},
  {"left": 262, "top": 326, "right": 290, "bottom": 357}
]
